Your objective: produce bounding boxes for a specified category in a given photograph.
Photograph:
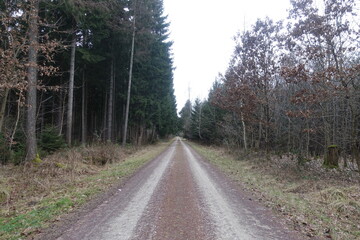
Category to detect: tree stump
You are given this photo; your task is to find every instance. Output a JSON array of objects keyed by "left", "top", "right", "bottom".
[{"left": 324, "top": 145, "right": 339, "bottom": 168}]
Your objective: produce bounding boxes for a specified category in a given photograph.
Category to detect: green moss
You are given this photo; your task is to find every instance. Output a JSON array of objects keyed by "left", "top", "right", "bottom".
[
  {"left": 0, "top": 189, "right": 9, "bottom": 203},
  {"left": 54, "top": 162, "right": 65, "bottom": 168},
  {"left": 32, "top": 154, "right": 42, "bottom": 165}
]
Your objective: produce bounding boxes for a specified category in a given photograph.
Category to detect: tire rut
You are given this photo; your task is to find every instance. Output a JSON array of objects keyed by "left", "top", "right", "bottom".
[{"left": 43, "top": 138, "right": 305, "bottom": 240}]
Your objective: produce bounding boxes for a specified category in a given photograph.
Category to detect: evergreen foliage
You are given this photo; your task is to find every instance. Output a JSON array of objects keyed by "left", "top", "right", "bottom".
[
  {"left": 179, "top": 100, "right": 192, "bottom": 138},
  {"left": 39, "top": 126, "right": 67, "bottom": 154},
  {"left": 0, "top": 133, "right": 11, "bottom": 164},
  {"left": 0, "top": 0, "right": 178, "bottom": 163}
]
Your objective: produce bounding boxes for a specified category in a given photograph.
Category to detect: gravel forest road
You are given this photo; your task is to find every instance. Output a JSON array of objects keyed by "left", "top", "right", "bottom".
[{"left": 52, "top": 138, "right": 303, "bottom": 240}]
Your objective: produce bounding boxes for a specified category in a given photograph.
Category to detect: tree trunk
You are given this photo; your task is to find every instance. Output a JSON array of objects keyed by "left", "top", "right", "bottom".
[
  {"left": 25, "top": 0, "right": 39, "bottom": 161},
  {"left": 66, "top": 34, "right": 76, "bottom": 146},
  {"left": 81, "top": 69, "right": 87, "bottom": 145},
  {"left": 39, "top": 93, "right": 44, "bottom": 132},
  {"left": 305, "top": 119, "right": 310, "bottom": 157},
  {"left": 11, "top": 93, "right": 21, "bottom": 148},
  {"left": 350, "top": 103, "right": 360, "bottom": 170},
  {"left": 287, "top": 117, "right": 291, "bottom": 153},
  {"left": 113, "top": 79, "right": 116, "bottom": 140},
  {"left": 241, "top": 114, "right": 247, "bottom": 151},
  {"left": 264, "top": 99, "right": 270, "bottom": 154},
  {"left": 352, "top": 145, "right": 360, "bottom": 171},
  {"left": 58, "top": 89, "right": 66, "bottom": 136},
  {"left": 323, "top": 105, "right": 331, "bottom": 157},
  {"left": 137, "top": 124, "right": 144, "bottom": 146},
  {"left": 0, "top": 89, "right": 9, "bottom": 133},
  {"left": 256, "top": 111, "right": 263, "bottom": 149},
  {"left": 122, "top": 11, "right": 136, "bottom": 146},
  {"left": 51, "top": 93, "right": 55, "bottom": 126},
  {"left": 107, "top": 59, "right": 114, "bottom": 142},
  {"left": 198, "top": 103, "right": 202, "bottom": 139},
  {"left": 103, "top": 92, "right": 107, "bottom": 140}
]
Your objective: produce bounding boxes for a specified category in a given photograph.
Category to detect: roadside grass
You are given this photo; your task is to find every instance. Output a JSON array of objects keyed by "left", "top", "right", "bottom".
[
  {"left": 189, "top": 142, "right": 360, "bottom": 240},
  {"left": 0, "top": 140, "right": 171, "bottom": 240}
]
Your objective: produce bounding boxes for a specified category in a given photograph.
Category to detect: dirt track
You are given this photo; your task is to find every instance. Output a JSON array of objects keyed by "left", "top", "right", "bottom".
[{"left": 43, "top": 138, "right": 304, "bottom": 240}]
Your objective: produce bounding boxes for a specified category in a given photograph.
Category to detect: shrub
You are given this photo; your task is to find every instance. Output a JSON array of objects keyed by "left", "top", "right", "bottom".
[
  {"left": 0, "top": 131, "right": 26, "bottom": 165},
  {"left": 0, "top": 133, "right": 11, "bottom": 164},
  {"left": 11, "top": 130, "right": 26, "bottom": 165},
  {"left": 38, "top": 126, "right": 67, "bottom": 154}
]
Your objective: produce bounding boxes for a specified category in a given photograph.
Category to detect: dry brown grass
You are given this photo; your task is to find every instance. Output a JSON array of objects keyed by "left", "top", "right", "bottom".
[
  {"left": 0, "top": 141, "right": 174, "bottom": 239},
  {"left": 0, "top": 144, "right": 133, "bottom": 215},
  {"left": 191, "top": 143, "right": 360, "bottom": 240}
]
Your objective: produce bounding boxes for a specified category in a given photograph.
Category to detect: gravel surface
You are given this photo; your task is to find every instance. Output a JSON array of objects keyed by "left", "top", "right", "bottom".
[{"left": 44, "top": 138, "right": 304, "bottom": 240}]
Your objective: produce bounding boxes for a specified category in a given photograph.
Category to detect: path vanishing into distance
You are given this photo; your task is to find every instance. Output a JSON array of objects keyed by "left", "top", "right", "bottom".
[{"left": 43, "top": 138, "right": 304, "bottom": 240}]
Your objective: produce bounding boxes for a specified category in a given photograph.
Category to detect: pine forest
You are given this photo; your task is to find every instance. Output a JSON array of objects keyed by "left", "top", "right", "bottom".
[{"left": 0, "top": 0, "right": 178, "bottom": 163}]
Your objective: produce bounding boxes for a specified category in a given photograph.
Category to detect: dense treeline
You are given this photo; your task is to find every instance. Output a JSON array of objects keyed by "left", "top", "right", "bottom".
[
  {"left": 180, "top": 0, "right": 360, "bottom": 170},
  {"left": 0, "top": 0, "right": 178, "bottom": 163}
]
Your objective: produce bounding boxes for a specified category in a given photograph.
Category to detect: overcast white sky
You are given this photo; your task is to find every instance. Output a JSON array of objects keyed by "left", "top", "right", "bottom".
[{"left": 162, "top": 0, "right": 291, "bottom": 112}]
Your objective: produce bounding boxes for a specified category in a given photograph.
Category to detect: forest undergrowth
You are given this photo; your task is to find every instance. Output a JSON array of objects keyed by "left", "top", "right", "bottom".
[
  {"left": 190, "top": 141, "right": 360, "bottom": 240},
  {"left": 0, "top": 140, "right": 171, "bottom": 240}
]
